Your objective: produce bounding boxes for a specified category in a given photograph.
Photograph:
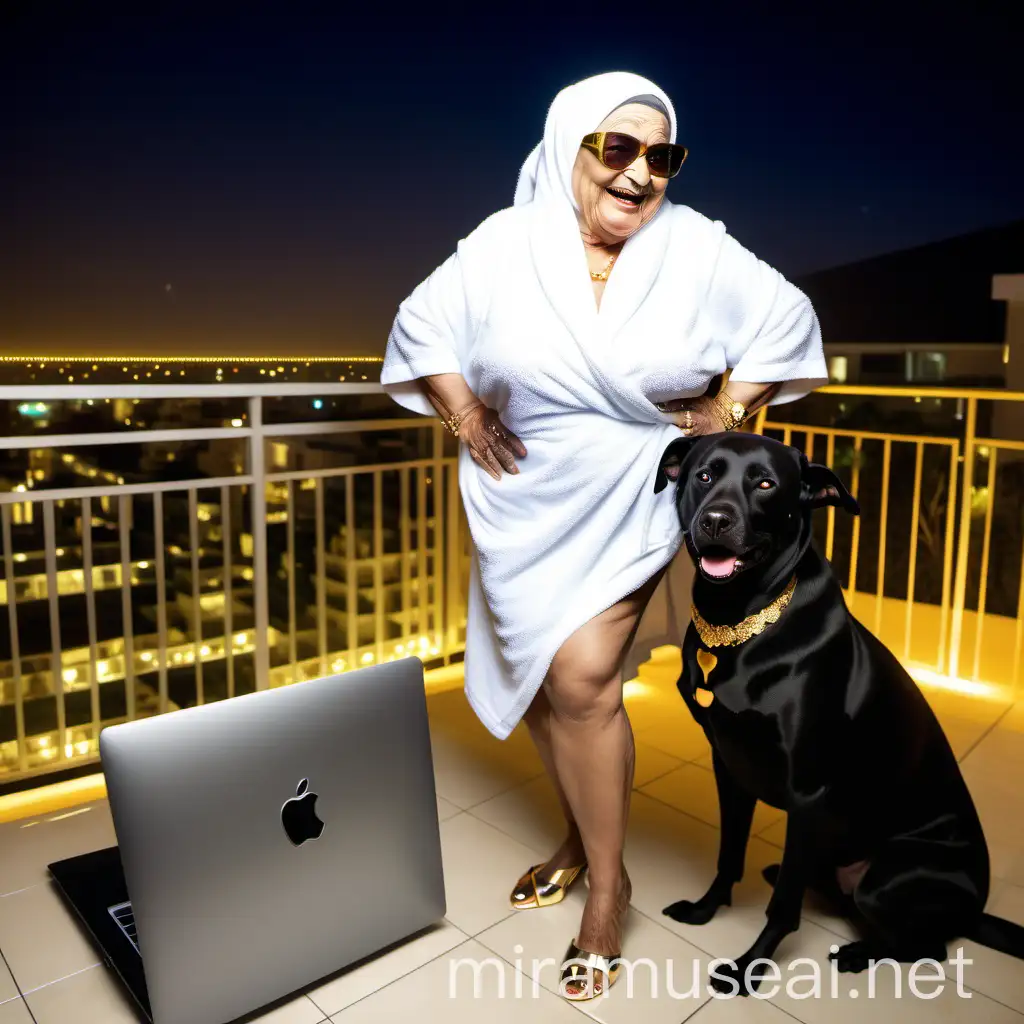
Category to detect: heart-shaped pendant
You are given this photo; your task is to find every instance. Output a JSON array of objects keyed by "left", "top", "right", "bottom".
[
  {"left": 696, "top": 648, "right": 718, "bottom": 684},
  {"left": 694, "top": 649, "right": 717, "bottom": 708}
]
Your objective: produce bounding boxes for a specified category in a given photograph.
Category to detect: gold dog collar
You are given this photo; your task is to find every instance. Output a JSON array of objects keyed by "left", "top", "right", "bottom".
[{"left": 691, "top": 576, "right": 797, "bottom": 649}]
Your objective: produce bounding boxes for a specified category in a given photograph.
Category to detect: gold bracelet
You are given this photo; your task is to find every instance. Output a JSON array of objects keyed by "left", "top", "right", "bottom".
[
  {"left": 442, "top": 401, "right": 483, "bottom": 437},
  {"left": 710, "top": 391, "right": 748, "bottom": 431}
]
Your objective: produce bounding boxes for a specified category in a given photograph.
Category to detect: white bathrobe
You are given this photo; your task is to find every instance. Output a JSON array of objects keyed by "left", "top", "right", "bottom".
[{"left": 382, "top": 73, "right": 827, "bottom": 739}]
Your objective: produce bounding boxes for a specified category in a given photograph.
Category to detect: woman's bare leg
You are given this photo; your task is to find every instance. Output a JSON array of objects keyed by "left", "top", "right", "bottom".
[
  {"left": 520, "top": 569, "right": 663, "bottom": 881},
  {"left": 538, "top": 570, "right": 665, "bottom": 984},
  {"left": 521, "top": 689, "right": 586, "bottom": 870}
]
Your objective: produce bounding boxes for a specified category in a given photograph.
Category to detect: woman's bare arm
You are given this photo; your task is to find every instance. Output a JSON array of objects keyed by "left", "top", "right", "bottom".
[
  {"left": 418, "top": 373, "right": 482, "bottom": 422},
  {"left": 723, "top": 381, "right": 782, "bottom": 419},
  {"left": 417, "top": 373, "right": 527, "bottom": 480}
]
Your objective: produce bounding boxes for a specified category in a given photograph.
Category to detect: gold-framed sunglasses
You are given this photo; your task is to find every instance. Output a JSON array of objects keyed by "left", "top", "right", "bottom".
[{"left": 580, "top": 132, "right": 689, "bottom": 178}]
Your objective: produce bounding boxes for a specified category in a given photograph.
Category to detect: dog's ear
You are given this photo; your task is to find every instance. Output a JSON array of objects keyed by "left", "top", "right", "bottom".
[
  {"left": 654, "top": 437, "right": 697, "bottom": 493},
  {"left": 800, "top": 458, "right": 860, "bottom": 514}
]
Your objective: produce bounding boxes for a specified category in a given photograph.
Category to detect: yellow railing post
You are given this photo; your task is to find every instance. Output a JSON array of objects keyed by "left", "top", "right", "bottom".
[
  {"left": 948, "top": 397, "right": 977, "bottom": 680},
  {"left": 825, "top": 434, "right": 837, "bottom": 561},
  {"left": 903, "top": 441, "right": 924, "bottom": 663},
  {"left": 847, "top": 437, "right": 863, "bottom": 609},
  {"left": 445, "top": 462, "right": 461, "bottom": 662},
  {"left": 937, "top": 441, "right": 959, "bottom": 673},
  {"left": 875, "top": 439, "right": 892, "bottom": 638},
  {"left": 431, "top": 420, "right": 445, "bottom": 661},
  {"left": 1014, "top": 537, "right": 1024, "bottom": 693},
  {"left": 972, "top": 449, "right": 998, "bottom": 683}
]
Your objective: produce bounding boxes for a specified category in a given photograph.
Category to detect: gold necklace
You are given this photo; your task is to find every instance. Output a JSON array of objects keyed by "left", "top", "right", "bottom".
[
  {"left": 691, "top": 576, "right": 798, "bottom": 648},
  {"left": 690, "top": 576, "right": 797, "bottom": 708},
  {"left": 589, "top": 252, "right": 617, "bottom": 281}
]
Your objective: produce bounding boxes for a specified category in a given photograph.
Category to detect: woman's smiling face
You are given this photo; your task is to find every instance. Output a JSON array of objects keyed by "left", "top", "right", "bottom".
[{"left": 571, "top": 102, "right": 671, "bottom": 246}]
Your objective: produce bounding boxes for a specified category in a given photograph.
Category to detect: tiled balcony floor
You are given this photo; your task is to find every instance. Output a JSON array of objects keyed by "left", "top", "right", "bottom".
[{"left": 1, "top": 650, "right": 1023, "bottom": 1022}]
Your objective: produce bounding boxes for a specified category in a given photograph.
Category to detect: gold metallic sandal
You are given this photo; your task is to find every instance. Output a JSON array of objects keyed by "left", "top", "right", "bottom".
[
  {"left": 509, "top": 862, "right": 586, "bottom": 910},
  {"left": 560, "top": 940, "right": 622, "bottom": 1001}
]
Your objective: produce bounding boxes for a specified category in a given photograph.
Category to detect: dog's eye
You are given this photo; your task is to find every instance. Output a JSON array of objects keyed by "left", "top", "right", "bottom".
[
  {"left": 697, "top": 471, "right": 712, "bottom": 484},
  {"left": 757, "top": 480, "right": 774, "bottom": 490}
]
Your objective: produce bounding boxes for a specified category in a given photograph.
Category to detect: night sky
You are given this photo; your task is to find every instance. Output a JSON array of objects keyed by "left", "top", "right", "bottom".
[{"left": 3, "top": 6, "right": 1022, "bottom": 357}]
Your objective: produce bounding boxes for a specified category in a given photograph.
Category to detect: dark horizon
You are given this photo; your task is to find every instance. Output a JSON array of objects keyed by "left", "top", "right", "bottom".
[{"left": 3, "top": 7, "right": 1022, "bottom": 357}]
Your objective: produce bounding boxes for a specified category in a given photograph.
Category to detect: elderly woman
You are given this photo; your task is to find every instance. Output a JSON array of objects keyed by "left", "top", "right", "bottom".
[{"left": 382, "top": 72, "right": 826, "bottom": 999}]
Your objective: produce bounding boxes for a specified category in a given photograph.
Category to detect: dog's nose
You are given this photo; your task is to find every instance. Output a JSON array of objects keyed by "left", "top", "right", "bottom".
[{"left": 700, "top": 510, "right": 732, "bottom": 538}]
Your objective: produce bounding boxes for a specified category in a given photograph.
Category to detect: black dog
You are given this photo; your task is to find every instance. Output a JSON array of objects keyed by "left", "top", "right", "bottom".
[{"left": 654, "top": 431, "right": 1024, "bottom": 995}]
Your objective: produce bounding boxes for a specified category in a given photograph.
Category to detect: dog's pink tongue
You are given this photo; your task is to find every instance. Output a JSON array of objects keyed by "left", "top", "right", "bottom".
[{"left": 701, "top": 554, "right": 737, "bottom": 578}]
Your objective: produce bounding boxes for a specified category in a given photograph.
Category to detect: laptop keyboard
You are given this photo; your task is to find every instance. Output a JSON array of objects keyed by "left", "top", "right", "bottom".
[{"left": 107, "top": 901, "right": 140, "bottom": 954}]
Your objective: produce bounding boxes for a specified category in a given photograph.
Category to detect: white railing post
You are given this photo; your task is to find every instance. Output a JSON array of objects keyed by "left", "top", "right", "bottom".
[
  {"left": 249, "top": 396, "right": 271, "bottom": 690},
  {"left": 949, "top": 396, "right": 978, "bottom": 680},
  {"left": 42, "top": 501, "right": 66, "bottom": 762},
  {"left": 2, "top": 506, "right": 28, "bottom": 773}
]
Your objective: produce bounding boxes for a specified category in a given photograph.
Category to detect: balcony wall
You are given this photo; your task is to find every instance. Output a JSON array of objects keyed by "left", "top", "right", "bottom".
[{"left": 0, "top": 381, "right": 1022, "bottom": 783}]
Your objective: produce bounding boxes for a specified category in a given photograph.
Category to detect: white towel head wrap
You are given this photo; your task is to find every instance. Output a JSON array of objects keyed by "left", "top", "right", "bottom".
[{"left": 513, "top": 72, "right": 677, "bottom": 210}]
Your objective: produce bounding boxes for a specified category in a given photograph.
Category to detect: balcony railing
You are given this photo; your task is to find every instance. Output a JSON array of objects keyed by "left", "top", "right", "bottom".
[
  {"left": 756, "top": 385, "right": 1024, "bottom": 697},
  {"left": 0, "top": 383, "right": 468, "bottom": 781},
  {"left": 1, "top": 381, "right": 1022, "bottom": 783}
]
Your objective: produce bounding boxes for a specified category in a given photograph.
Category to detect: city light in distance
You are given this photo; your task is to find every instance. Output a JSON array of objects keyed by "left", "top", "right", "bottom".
[{"left": 1, "top": 356, "right": 384, "bottom": 363}]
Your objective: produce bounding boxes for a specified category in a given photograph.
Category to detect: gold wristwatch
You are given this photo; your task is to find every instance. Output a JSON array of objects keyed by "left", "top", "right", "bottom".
[{"left": 711, "top": 391, "right": 748, "bottom": 431}]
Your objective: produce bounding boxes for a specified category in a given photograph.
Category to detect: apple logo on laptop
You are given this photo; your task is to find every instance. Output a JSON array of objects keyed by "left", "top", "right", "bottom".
[{"left": 281, "top": 779, "right": 325, "bottom": 846}]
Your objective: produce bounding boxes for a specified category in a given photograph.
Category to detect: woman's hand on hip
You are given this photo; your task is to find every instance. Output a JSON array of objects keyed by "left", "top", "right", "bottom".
[{"left": 459, "top": 404, "right": 527, "bottom": 480}]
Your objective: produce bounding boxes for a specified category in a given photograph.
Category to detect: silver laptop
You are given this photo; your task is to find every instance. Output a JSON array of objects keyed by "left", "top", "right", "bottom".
[{"left": 49, "top": 657, "right": 445, "bottom": 1024}]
